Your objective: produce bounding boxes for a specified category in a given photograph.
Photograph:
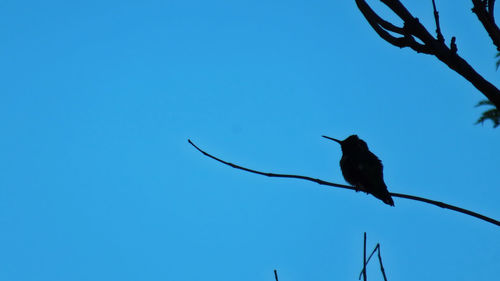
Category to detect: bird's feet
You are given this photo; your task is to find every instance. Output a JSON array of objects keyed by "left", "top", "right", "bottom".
[{"left": 355, "top": 186, "right": 368, "bottom": 194}]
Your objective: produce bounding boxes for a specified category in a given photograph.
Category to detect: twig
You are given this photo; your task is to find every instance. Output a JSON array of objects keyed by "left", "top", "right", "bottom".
[
  {"left": 431, "top": 0, "right": 444, "bottom": 42},
  {"left": 359, "top": 244, "right": 379, "bottom": 279},
  {"left": 377, "top": 245, "right": 388, "bottom": 281},
  {"left": 358, "top": 243, "right": 388, "bottom": 281},
  {"left": 362, "top": 232, "right": 367, "bottom": 281},
  {"left": 188, "top": 139, "right": 500, "bottom": 227},
  {"left": 187, "top": 139, "right": 361, "bottom": 192},
  {"left": 389, "top": 192, "right": 499, "bottom": 227}
]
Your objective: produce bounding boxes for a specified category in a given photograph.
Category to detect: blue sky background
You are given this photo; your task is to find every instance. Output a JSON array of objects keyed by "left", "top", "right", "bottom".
[{"left": 1, "top": 0, "right": 499, "bottom": 280}]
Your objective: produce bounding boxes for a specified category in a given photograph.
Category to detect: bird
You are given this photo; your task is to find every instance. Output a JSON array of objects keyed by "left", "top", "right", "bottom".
[{"left": 322, "top": 135, "right": 394, "bottom": 206}]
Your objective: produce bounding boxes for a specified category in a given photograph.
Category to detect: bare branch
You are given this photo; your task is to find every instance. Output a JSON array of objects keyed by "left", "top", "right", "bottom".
[
  {"left": 355, "top": 0, "right": 500, "bottom": 109},
  {"left": 358, "top": 243, "right": 388, "bottom": 281},
  {"left": 355, "top": 0, "right": 433, "bottom": 54},
  {"left": 362, "top": 232, "right": 367, "bottom": 281},
  {"left": 360, "top": 244, "right": 378, "bottom": 279},
  {"left": 472, "top": 0, "right": 500, "bottom": 51},
  {"left": 274, "top": 269, "right": 279, "bottom": 281},
  {"left": 377, "top": 244, "right": 388, "bottom": 281},
  {"left": 431, "top": 0, "right": 445, "bottom": 42},
  {"left": 188, "top": 139, "right": 500, "bottom": 227},
  {"left": 188, "top": 139, "right": 362, "bottom": 192}
]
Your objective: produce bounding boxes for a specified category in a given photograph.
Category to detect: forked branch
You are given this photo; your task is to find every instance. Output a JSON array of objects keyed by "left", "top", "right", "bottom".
[
  {"left": 355, "top": 0, "right": 500, "bottom": 109},
  {"left": 358, "top": 236, "right": 388, "bottom": 281},
  {"left": 431, "top": 0, "right": 444, "bottom": 42},
  {"left": 188, "top": 139, "right": 500, "bottom": 227},
  {"left": 472, "top": 0, "right": 500, "bottom": 51}
]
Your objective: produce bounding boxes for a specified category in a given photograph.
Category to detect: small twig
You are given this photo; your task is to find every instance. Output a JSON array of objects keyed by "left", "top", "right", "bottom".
[
  {"left": 188, "top": 139, "right": 500, "bottom": 227},
  {"left": 431, "top": 0, "right": 444, "bottom": 42},
  {"left": 358, "top": 243, "right": 388, "bottom": 281},
  {"left": 359, "top": 244, "right": 379, "bottom": 279},
  {"left": 377, "top": 245, "right": 388, "bottom": 281},
  {"left": 389, "top": 192, "right": 500, "bottom": 227},
  {"left": 274, "top": 269, "right": 279, "bottom": 281},
  {"left": 362, "top": 232, "right": 367, "bottom": 281}
]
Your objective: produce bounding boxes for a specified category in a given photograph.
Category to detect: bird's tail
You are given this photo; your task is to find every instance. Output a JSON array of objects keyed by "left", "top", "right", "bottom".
[
  {"left": 372, "top": 188, "right": 395, "bottom": 206},
  {"left": 383, "top": 194, "right": 395, "bottom": 206}
]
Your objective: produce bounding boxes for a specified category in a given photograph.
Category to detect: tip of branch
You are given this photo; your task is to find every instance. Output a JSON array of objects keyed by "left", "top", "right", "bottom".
[{"left": 188, "top": 139, "right": 199, "bottom": 150}]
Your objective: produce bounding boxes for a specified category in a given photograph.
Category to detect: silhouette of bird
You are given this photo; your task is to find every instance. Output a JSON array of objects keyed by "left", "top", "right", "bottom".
[{"left": 322, "top": 135, "right": 394, "bottom": 206}]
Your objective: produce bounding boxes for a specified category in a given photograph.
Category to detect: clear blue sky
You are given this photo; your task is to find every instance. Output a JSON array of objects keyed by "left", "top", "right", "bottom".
[{"left": 1, "top": 1, "right": 499, "bottom": 280}]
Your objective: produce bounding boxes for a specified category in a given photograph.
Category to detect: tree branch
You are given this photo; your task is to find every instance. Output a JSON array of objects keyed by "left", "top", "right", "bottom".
[
  {"left": 362, "top": 232, "right": 367, "bottom": 281},
  {"left": 355, "top": 0, "right": 500, "bottom": 109},
  {"left": 472, "top": 0, "right": 500, "bottom": 51},
  {"left": 355, "top": 0, "right": 433, "bottom": 54},
  {"left": 188, "top": 139, "right": 500, "bottom": 228},
  {"left": 432, "top": 0, "right": 445, "bottom": 42},
  {"left": 358, "top": 242, "right": 388, "bottom": 281},
  {"left": 377, "top": 243, "right": 388, "bottom": 281}
]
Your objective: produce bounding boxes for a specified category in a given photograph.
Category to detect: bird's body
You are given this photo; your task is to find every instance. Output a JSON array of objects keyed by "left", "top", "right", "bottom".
[{"left": 323, "top": 135, "right": 394, "bottom": 206}]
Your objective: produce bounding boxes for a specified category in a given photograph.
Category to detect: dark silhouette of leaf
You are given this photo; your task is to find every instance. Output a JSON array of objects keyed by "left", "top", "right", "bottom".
[{"left": 475, "top": 100, "right": 500, "bottom": 128}]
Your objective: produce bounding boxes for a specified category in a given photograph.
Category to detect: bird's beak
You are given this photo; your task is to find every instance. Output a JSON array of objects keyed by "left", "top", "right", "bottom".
[{"left": 322, "top": 135, "right": 342, "bottom": 144}]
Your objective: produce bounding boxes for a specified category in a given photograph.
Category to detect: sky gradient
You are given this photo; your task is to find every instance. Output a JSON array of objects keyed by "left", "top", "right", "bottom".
[{"left": 1, "top": 1, "right": 499, "bottom": 280}]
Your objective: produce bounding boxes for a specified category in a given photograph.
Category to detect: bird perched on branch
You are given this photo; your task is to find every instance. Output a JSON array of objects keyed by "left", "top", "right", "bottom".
[{"left": 322, "top": 135, "right": 394, "bottom": 206}]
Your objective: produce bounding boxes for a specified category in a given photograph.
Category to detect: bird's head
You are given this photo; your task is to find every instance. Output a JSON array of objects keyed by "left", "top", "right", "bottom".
[{"left": 322, "top": 134, "right": 369, "bottom": 153}]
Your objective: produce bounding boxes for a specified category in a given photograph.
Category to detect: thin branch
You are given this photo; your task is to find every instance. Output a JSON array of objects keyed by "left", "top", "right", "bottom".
[
  {"left": 367, "top": 245, "right": 379, "bottom": 272},
  {"left": 431, "top": 0, "right": 444, "bottom": 42},
  {"left": 359, "top": 243, "right": 379, "bottom": 279},
  {"left": 188, "top": 139, "right": 500, "bottom": 228},
  {"left": 188, "top": 139, "right": 362, "bottom": 192},
  {"left": 358, "top": 243, "right": 388, "bottom": 281},
  {"left": 389, "top": 192, "right": 500, "bottom": 226},
  {"left": 377, "top": 244, "right": 388, "bottom": 281},
  {"left": 362, "top": 232, "right": 367, "bottom": 281},
  {"left": 274, "top": 269, "right": 279, "bottom": 281}
]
